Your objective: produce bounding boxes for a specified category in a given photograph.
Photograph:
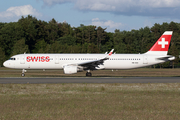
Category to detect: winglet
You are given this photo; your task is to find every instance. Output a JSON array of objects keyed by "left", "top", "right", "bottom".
[{"left": 108, "top": 49, "right": 114, "bottom": 56}]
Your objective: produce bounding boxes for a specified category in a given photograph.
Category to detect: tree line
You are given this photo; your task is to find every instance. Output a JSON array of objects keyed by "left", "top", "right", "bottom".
[{"left": 0, "top": 15, "right": 180, "bottom": 68}]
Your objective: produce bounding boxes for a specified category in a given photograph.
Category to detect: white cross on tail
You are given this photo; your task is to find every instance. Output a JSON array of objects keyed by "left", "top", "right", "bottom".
[{"left": 158, "top": 38, "right": 168, "bottom": 48}]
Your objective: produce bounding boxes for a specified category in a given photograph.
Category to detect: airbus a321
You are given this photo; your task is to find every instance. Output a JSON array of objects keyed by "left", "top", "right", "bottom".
[{"left": 3, "top": 31, "right": 175, "bottom": 76}]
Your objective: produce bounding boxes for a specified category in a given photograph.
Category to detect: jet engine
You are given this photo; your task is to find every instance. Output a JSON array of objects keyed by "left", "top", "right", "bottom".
[{"left": 63, "top": 66, "right": 77, "bottom": 74}]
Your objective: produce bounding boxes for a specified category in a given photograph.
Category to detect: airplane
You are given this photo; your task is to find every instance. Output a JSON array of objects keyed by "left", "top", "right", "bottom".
[{"left": 3, "top": 31, "right": 175, "bottom": 77}]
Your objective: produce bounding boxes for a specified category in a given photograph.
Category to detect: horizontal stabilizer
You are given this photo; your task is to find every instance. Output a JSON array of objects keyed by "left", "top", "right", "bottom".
[{"left": 156, "top": 56, "right": 175, "bottom": 61}]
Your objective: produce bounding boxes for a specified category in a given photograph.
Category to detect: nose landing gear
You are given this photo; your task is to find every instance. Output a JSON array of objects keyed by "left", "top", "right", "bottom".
[{"left": 21, "top": 69, "right": 26, "bottom": 77}]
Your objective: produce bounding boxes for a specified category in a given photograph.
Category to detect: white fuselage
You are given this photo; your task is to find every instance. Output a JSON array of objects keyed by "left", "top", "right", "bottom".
[
  {"left": 3, "top": 53, "right": 168, "bottom": 70},
  {"left": 3, "top": 31, "right": 175, "bottom": 76}
]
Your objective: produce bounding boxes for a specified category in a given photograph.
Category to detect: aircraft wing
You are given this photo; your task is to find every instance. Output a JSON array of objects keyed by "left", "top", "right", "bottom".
[
  {"left": 78, "top": 49, "right": 114, "bottom": 69},
  {"left": 78, "top": 57, "right": 107, "bottom": 66},
  {"left": 65, "top": 49, "right": 114, "bottom": 70}
]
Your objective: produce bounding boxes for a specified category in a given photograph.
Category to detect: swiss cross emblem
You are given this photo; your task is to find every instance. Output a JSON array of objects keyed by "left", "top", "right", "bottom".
[{"left": 158, "top": 38, "right": 168, "bottom": 48}]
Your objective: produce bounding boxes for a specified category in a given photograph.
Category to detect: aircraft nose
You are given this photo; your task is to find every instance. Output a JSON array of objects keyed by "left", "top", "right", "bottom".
[
  {"left": 3, "top": 60, "right": 14, "bottom": 68},
  {"left": 3, "top": 61, "right": 8, "bottom": 67}
]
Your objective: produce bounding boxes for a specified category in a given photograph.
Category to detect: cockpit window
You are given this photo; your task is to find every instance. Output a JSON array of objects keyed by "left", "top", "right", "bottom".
[{"left": 9, "top": 58, "right": 16, "bottom": 60}]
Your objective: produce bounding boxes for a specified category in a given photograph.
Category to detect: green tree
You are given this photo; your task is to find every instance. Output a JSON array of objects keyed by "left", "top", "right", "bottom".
[
  {"left": 0, "top": 47, "right": 5, "bottom": 67},
  {"left": 0, "top": 22, "right": 23, "bottom": 56},
  {"left": 58, "top": 35, "right": 76, "bottom": 46},
  {"left": 11, "top": 38, "right": 29, "bottom": 56},
  {"left": 113, "top": 30, "right": 126, "bottom": 53},
  {"left": 97, "top": 26, "right": 106, "bottom": 51},
  {"left": 18, "top": 15, "right": 38, "bottom": 52},
  {"left": 49, "top": 41, "right": 63, "bottom": 53},
  {"left": 44, "top": 18, "right": 59, "bottom": 44},
  {"left": 32, "top": 39, "right": 50, "bottom": 53}
]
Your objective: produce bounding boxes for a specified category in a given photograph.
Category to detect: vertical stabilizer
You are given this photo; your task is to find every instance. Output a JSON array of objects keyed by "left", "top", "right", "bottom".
[{"left": 145, "top": 31, "right": 173, "bottom": 55}]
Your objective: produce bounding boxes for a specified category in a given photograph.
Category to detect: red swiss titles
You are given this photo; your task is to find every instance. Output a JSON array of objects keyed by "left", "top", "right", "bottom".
[{"left": 26, "top": 56, "right": 50, "bottom": 62}]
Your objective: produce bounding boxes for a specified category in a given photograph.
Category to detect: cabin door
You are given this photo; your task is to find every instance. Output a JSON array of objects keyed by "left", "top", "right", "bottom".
[
  {"left": 143, "top": 55, "right": 148, "bottom": 64},
  {"left": 20, "top": 55, "right": 25, "bottom": 64}
]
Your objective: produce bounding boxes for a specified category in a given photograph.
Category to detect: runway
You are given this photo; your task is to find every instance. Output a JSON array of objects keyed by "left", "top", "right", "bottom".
[{"left": 0, "top": 77, "right": 180, "bottom": 84}]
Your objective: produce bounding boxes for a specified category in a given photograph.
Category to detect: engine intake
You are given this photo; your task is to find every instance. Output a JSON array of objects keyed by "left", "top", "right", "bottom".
[{"left": 63, "top": 66, "right": 77, "bottom": 74}]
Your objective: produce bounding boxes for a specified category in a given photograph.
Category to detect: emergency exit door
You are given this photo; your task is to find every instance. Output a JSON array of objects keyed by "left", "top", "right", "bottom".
[{"left": 55, "top": 56, "right": 59, "bottom": 64}]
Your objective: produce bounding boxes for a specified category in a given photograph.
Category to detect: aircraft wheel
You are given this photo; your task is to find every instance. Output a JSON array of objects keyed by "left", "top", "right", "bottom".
[
  {"left": 21, "top": 73, "right": 25, "bottom": 77},
  {"left": 86, "top": 72, "right": 92, "bottom": 77}
]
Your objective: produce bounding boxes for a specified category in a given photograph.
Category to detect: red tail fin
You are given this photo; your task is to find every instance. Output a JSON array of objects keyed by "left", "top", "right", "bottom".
[
  {"left": 145, "top": 31, "right": 173, "bottom": 55},
  {"left": 149, "top": 31, "right": 173, "bottom": 51}
]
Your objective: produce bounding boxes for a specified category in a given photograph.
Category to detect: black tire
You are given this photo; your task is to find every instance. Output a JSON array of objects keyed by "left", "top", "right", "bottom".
[
  {"left": 21, "top": 73, "right": 25, "bottom": 77},
  {"left": 86, "top": 72, "right": 92, "bottom": 77}
]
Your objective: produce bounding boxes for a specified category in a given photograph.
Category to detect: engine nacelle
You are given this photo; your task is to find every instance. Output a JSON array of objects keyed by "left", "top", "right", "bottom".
[
  {"left": 63, "top": 66, "right": 77, "bottom": 74},
  {"left": 95, "top": 64, "right": 105, "bottom": 70}
]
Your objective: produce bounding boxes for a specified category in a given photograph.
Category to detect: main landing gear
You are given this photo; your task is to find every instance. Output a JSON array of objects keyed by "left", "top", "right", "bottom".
[
  {"left": 21, "top": 69, "right": 26, "bottom": 77},
  {"left": 86, "top": 70, "right": 92, "bottom": 77}
]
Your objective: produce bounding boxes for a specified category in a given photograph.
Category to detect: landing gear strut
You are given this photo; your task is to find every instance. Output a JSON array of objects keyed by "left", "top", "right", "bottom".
[
  {"left": 21, "top": 69, "right": 26, "bottom": 77},
  {"left": 86, "top": 70, "right": 92, "bottom": 77}
]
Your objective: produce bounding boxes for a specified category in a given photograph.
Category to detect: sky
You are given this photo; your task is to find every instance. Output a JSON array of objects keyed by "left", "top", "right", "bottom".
[{"left": 0, "top": 0, "right": 180, "bottom": 32}]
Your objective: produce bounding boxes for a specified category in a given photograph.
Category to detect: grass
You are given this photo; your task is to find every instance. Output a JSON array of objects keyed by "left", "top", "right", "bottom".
[
  {"left": 0, "top": 68, "right": 180, "bottom": 119},
  {"left": 0, "top": 83, "right": 180, "bottom": 120},
  {"left": 0, "top": 67, "right": 180, "bottom": 77}
]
